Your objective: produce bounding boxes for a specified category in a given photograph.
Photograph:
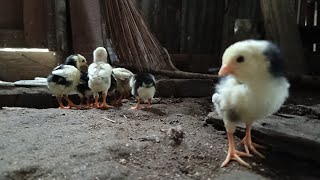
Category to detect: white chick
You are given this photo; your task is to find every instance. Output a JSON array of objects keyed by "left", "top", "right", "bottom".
[
  {"left": 212, "top": 40, "right": 290, "bottom": 168},
  {"left": 112, "top": 67, "right": 134, "bottom": 105},
  {"left": 47, "top": 54, "right": 88, "bottom": 109},
  {"left": 88, "top": 47, "right": 114, "bottom": 109},
  {"left": 129, "top": 73, "right": 156, "bottom": 109}
]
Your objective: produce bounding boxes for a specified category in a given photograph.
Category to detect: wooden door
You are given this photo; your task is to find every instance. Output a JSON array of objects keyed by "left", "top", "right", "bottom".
[{"left": 0, "top": 0, "right": 48, "bottom": 48}]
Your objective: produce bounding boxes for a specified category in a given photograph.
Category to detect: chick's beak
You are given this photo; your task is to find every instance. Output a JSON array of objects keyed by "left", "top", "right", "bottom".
[{"left": 218, "top": 64, "right": 235, "bottom": 76}]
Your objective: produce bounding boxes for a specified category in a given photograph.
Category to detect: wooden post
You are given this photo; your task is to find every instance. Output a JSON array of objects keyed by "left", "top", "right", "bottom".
[
  {"left": 260, "top": 0, "right": 307, "bottom": 73},
  {"left": 69, "top": 0, "right": 104, "bottom": 63},
  {"left": 54, "top": 0, "right": 69, "bottom": 61}
]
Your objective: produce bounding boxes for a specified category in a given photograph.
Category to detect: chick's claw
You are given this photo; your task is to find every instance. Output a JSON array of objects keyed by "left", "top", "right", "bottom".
[
  {"left": 243, "top": 141, "right": 266, "bottom": 159},
  {"left": 221, "top": 150, "right": 252, "bottom": 168}
]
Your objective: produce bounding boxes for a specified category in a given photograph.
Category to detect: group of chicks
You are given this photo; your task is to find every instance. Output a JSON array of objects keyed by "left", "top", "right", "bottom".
[
  {"left": 47, "top": 47, "right": 156, "bottom": 110},
  {"left": 47, "top": 40, "right": 290, "bottom": 169}
]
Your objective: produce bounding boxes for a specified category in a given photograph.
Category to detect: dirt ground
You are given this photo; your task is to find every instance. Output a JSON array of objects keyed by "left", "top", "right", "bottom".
[{"left": 0, "top": 97, "right": 319, "bottom": 180}]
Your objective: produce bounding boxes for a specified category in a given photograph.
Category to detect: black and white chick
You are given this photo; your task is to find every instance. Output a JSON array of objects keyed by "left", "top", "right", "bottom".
[
  {"left": 212, "top": 40, "right": 290, "bottom": 168},
  {"left": 47, "top": 54, "right": 88, "bottom": 109},
  {"left": 88, "top": 47, "right": 114, "bottom": 109},
  {"left": 112, "top": 67, "right": 134, "bottom": 105},
  {"left": 129, "top": 73, "right": 156, "bottom": 110},
  {"left": 76, "top": 71, "right": 92, "bottom": 108}
]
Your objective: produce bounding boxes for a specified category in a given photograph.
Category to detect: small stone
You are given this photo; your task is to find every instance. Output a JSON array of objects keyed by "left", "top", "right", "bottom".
[
  {"left": 119, "top": 159, "right": 126, "bottom": 164},
  {"left": 252, "top": 162, "right": 257, "bottom": 166},
  {"left": 151, "top": 98, "right": 161, "bottom": 104},
  {"left": 155, "top": 137, "right": 160, "bottom": 143},
  {"left": 121, "top": 99, "right": 129, "bottom": 103}
]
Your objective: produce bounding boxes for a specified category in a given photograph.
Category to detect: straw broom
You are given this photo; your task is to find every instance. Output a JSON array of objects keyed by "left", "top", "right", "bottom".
[{"left": 100, "top": 0, "right": 217, "bottom": 79}]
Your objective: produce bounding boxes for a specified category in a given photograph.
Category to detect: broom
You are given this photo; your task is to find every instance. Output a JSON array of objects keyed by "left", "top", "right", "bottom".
[{"left": 100, "top": 0, "right": 216, "bottom": 79}]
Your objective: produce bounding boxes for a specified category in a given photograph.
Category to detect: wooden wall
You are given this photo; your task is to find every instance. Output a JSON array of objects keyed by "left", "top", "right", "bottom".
[
  {"left": 134, "top": 0, "right": 224, "bottom": 55},
  {"left": 0, "top": 0, "right": 59, "bottom": 81},
  {"left": 298, "top": 0, "right": 320, "bottom": 75}
]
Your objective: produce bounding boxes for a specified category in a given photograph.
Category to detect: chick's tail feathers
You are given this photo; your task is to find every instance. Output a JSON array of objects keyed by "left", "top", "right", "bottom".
[{"left": 113, "top": 68, "right": 134, "bottom": 80}]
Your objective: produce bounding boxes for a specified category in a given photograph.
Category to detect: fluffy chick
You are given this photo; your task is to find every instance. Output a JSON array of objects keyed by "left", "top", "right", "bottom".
[
  {"left": 76, "top": 71, "right": 92, "bottom": 108},
  {"left": 88, "top": 47, "right": 114, "bottom": 109},
  {"left": 112, "top": 68, "right": 134, "bottom": 105},
  {"left": 129, "top": 73, "right": 156, "bottom": 109},
  {"left": 47, "top": 54, "right": 87, "bottom": 109},
  {"left": 212, "top": 40, "right": 290, "bottom": 168}
]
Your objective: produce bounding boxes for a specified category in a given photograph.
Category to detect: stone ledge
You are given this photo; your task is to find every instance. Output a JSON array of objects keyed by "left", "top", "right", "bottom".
[{"left": 0, "top": 79, "right": 214, "bottom": 108}]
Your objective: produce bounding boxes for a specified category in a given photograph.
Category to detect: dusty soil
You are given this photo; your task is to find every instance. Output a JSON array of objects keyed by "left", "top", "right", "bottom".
[{"left": 0, "top": 97, "right": 319, "bottom": 180}]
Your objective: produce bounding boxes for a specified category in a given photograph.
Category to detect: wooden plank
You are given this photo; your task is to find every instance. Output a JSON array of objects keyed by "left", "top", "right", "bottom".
[
  {"left": 0, "top": 30, "right": 26, "bottom": 47},
  {"left": 171, "top": 53, "right": 219, "bottom": 73},
  {"left": 0, "top": 51, "right": 57, "bottom": 82},
  {"left": 221, "top": 0, "right": 239, "bottom": 59},
  {"left": 23, "top": 0, "right": 48, "bottom": 48},
  {"left": 14, "top": 79, "right": 47, "bottom": 87},
  {"left": 305, "top": 0, "right": 315, "bottom": 26},
  {"left": 0, "top": 0, "right": 23, "bottom": 29}
]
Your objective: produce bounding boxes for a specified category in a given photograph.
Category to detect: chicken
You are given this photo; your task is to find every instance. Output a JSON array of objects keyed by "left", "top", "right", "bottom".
[
  {"left": 76, "top": 71, "right": 92, "bottom": 108},
  {"left": 108, "top": 72, "right": 117, "bottom": 95},
  {"left": 212, "top": 40, "right": 290, "bottom": 168},
  {"left": 112, "top": 68, "right": 134, "bottom": 105},
  {"left": 88, "top": 47, "right": 114, "bottom": 109},
  {"left": 129, "top": 73, "right": 156, "bottom": 109},
  {"left": 47, "top": 54, "right": 88, "bottom": 109}
]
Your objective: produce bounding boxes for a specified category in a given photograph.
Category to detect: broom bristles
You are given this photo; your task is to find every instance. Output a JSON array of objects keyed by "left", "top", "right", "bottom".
[{"left": 101, "top": 0, "right": 176, "bottom": 71}]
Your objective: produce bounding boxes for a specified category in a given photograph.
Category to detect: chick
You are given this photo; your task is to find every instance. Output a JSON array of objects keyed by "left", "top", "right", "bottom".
[
  {"left": 212, "top": 40, "right": 290, "bottom": 168},
  {"left": 88, "top": 47, "right": 114, "bottom": 109},
  {"left": 76, "top": 71, "right": 92, "bottom": 108},
  {"left": 47, "top": 54, "right": 88, "bottom": 109},
  {"left": 108, "top": 72, "right": 117, "bottom": 95},
  {"left": 112, "top": 68, "right": 134, "bottom": 105},
  {"left": 129, "top": 73, "right": 156, "bottom": 109}
]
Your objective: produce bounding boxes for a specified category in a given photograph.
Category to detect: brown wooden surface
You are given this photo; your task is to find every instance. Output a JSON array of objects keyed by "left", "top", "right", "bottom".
[
  {"left": 23, "top": 0, "right": 48, "bottom": 48},
  {"left": 0, "top": 0, "right": 23, "bottom": 29},
  {"left": 260, "top": 0, "right": 307, "bottom": 73},
  {"left": 69, "top": 0, "right": 104, "bottom": 63},
  {"left": 0, "top": 0, "right": 53, "bottom": 48},
  {"left": 134, "top": 0, "right": 224, "bottom": 55},
  {"left": 0, "top": 51, "right": 57, "bottom": 82}
]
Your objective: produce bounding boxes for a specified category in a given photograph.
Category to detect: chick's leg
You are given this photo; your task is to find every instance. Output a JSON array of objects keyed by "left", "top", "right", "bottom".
[
  {"left": 94, "top": 94, "right": 99, "bottom": 108},
  {"left": 63, "top": 95, "right": 80, "bottom": 109},
  {"left": 86, "top": 97, "right": 91, "bottom": 108},
  {"left": 221, "top": 132, "right": 252, "bottom": 168},
  {"left": 242, "top": 123, "right": 266, "bottom": 158},
  {"left": 56, "top": 96, "right": 66, "bottom": 109},
  {"left": 130, "top": 98, "right": 141, "bottom": 110},
  {"left": 116, "top": 94, "right": 124, "bottom": 105},
  {"left": 99, "top": 92, "right": 113, "bottom": 109},
  {"left": 146, "top": 99, "right": 152, "bottom": 108}
]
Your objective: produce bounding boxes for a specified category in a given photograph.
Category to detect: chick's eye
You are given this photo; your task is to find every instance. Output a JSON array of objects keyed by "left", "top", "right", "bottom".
[
  {"left": 236, "top": 56, "right": 245, "bottom": 63},
  {"left": 82, "top": 60, "right": 85, "bottom": 62}
]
